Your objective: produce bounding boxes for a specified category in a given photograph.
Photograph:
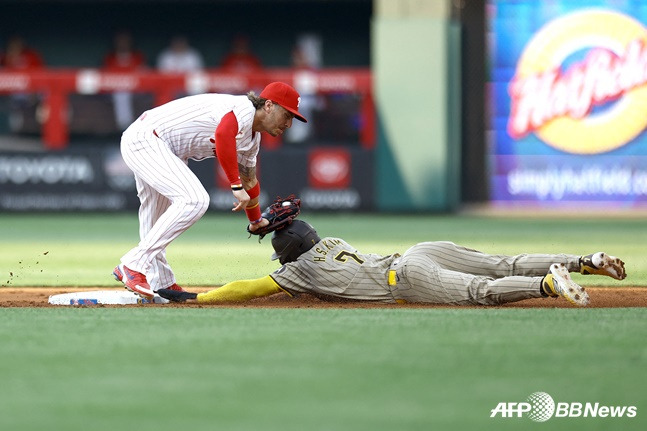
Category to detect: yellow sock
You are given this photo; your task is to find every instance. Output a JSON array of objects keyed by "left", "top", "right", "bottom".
[{"left": 541, "top": 274, "right": 558, "bottom": 297}]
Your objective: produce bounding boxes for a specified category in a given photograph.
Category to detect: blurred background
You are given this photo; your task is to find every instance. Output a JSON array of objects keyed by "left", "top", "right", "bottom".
[{"left": 1, "top": 0, "right": 646, "bottom": 214}]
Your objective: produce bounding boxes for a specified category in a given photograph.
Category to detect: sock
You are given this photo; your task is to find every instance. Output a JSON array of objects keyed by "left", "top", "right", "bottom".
[{"left": 541, "top": 274, "right": 558, "bottom": 297}]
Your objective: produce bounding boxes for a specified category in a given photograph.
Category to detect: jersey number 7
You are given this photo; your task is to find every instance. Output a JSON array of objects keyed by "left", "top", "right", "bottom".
[{"left": 334, "top": 251, "right": 364, "bottom": 264}]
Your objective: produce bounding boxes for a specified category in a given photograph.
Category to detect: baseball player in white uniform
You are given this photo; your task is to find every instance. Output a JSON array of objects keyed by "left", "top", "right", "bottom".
[
  {"left": 113, "top": 82, "right": 307, "bottom": 299},
  {"left": 158, "top": 220, "right": 627, "bottom": 307}
]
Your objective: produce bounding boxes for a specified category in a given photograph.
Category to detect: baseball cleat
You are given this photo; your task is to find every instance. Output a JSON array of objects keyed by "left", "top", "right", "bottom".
[
  {"left": 165, "top": 283, "right": 186, "bottom": 292},
  {"left": 543, "top": 263, "right": 590, "bottom": 307},
  {"left": 157, "top": 288, "right": 197, "bottom": 303},
  {"left": 113, "top": 264, "right": 154, "bottom": 300},
  {"left": 580, "top": 252, "right": 626, "bottom": 280},
  {"left": 112, "top": 265, "right": 124, "bottom": 282}
]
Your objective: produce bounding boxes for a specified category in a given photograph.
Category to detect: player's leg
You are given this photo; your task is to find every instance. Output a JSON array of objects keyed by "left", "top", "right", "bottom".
[
  {"left": 133, "top": 175, "right": 175, "bottom": 290},
  {"left": 392, "top": 252, "right": 544, "bottom": 305},
  {"left": 410, "top": 241, "right": 581, "bottom": 278},
  {"left": 152, "top": 250, "right": 176, "bottom": 289},
  {"left": 394, "top": 246, "right": 589, "bottom": 306},
  {"left": 421, "top": 241, "right": 626, "bottom": 280},
  {"left": 579, "top": 252, "right": 626, "bottom": 280},
  {"left": 119, "top": 131, "right": 210, "bottom": 285},
  {"left": 541, "top": 263, "right": 590, "bottom": 306},
  {"left": 447, "top": 266, "right": 589, "bottom": 306}
]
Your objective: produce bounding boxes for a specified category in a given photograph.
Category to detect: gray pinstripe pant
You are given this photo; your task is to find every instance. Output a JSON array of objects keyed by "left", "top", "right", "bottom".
[{"left": 389, "top": 241, "right": 580, "bottom": 305}]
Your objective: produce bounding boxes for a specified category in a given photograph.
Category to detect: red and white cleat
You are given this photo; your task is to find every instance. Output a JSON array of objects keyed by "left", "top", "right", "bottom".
[{"left": 112, "top": 264, "right": 154, "bottom": 300}]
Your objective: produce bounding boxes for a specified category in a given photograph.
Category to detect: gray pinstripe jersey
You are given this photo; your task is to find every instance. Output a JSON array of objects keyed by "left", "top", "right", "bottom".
[
  {"left": 270, "top": 237, "right": 399, "bottom": 303},
  {"left": 270, "top": 239, "right": 582, "bottom": 305}
]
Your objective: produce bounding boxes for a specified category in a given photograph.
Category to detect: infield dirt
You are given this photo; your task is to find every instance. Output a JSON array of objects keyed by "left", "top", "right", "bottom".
[{"left": 0, "top": 287, "right": 645, "bottom": 308}]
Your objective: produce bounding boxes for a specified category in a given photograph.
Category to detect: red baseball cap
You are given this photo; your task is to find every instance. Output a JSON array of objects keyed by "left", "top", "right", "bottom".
[{"left": 260, "top": 82, "right": 307, "bottom": 123}]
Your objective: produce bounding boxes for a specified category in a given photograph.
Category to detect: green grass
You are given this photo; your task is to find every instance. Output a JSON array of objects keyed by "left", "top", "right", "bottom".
[
  {"left": 1, "top": 213, "right": 645, "bottom": 431},
  {"left": 1, "top": 213, "right": 645, "bottom": 286},
  {"left": 0, "top": 308, "right": 644, "bottom": 431}
]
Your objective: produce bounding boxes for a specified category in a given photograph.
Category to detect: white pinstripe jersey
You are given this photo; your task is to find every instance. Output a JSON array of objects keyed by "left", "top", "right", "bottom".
[
  {"left": 270, "top": 237, "right": 400, "bottom": 303},
  {"left": 135, "top": 93, "right": 261, "bottom": 166}
]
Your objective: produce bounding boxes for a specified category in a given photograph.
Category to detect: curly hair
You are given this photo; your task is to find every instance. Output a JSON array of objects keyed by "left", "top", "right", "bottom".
[{"left": 247, "top": 91, "right": 268, "bottom": 109}]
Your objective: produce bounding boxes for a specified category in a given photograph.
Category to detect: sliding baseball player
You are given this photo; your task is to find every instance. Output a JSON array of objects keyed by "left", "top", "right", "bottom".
[{"left": 158, "top": 220, "right": 627, "bottom": 307}]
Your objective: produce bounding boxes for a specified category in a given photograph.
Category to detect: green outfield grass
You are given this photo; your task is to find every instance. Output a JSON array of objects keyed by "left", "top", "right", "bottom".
[
  {"left": 0, "top": 307, "right": 644, "bottom": 431},
  {"left": 1, "top": 213, "right": 645, "bottom": 431},
  {"left": 0, "top": 213, "right": 645, "bottom": 286}
]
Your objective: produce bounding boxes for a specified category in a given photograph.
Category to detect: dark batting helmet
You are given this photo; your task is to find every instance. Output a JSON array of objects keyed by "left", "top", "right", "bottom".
[{"left": 270, "top": 220, "right": 321, "bottom": 264}]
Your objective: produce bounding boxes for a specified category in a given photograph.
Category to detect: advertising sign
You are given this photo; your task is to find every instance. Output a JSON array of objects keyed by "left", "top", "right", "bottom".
[
  {"left": 488, "top": 0, "right": 647, "bottom": 205},
  {"left": 205, "top": 147, "right": 373, "bottom": 212},
  {"left": 0, "top": 148, "right": 139, "bottom": 211},
  {"left": 0, "top": 145, "right": 374, "bottom": 213}
]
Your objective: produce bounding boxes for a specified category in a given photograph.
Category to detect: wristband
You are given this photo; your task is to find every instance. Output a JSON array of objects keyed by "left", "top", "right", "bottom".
[
  {"left": 245, "top": 202, "right": 261, "bottom": 222},
  {"left": 247, "top": 181, "right": 260, "bottom": 199}
]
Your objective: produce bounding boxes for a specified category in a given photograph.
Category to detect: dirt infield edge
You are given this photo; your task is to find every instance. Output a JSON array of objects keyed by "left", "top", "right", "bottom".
[{"left": 0, "top": 287, "right": 645, "bottom": 308}]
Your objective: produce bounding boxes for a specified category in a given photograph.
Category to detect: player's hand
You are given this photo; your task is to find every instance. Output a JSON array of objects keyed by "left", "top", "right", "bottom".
[
  {"left": 246, "top": 195, "right": 301, "bottom": 240},
  {"left": 232, "top": 189, "right": 250, "bottom": 212},
  {"left": 248, "top": 218, "right": 269, "bottom": 232}
]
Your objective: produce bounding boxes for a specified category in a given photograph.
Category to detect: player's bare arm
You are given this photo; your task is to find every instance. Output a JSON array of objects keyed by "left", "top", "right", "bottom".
[
  {"left": 231, "top": 164, "right": 254, "bottom": 212},
  {"left": 239, "top": 164, "right": 257, "bottom": 193}
]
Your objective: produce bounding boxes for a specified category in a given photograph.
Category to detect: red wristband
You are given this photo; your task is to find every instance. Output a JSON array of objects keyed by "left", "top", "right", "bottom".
[
  {"left": 245, "top": 202, "right": 261, "bottom": 222},
  {"left": 247, "top": 181, "right": 260, "bottom": 200}
]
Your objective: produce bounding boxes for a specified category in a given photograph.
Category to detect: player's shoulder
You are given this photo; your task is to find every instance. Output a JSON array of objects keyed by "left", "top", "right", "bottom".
[
  {"left": 303, "top": 237, "right": 353, "bottom": 260},
  {"left": 180, "top": 92, "right": 242, "bottom": 103},
  {"left": 272, "top": 260, "right": 302, "bottom": 277},
  {"left": 230, "top": 94, "right": 254, "bottom": 110},
  {"left": 229, "top": 97, "right": 255, "bottom": 125},
  {"left": 318, "top": 237, "right": 352, "bottom": 249},
  {"left": 320, "top": 236, "right": 346, "bottom": 243}
]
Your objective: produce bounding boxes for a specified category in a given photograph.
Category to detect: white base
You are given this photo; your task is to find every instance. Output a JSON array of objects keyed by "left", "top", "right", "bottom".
[{"left": 48, "top": 290, "right": 169, "bottom": 305}]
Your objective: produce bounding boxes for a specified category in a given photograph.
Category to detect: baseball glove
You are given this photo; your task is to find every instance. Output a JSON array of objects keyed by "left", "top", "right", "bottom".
[{"left": 247, "top": 195, "right": 301, "bottom": 240}]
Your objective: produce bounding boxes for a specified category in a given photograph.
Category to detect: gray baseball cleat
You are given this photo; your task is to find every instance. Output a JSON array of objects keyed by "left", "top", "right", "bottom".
[
  {"left": 543, "top": 263, "right": 590, "bottom": 307},
  {"left": 580, "top": 252, "right": 626, "bottom": 280}
]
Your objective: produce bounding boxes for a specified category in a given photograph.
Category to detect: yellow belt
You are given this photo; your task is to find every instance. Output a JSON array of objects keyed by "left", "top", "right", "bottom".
[
  {"left": 388, "top": 270, "right": 407, "bottom": 304},
  {"left": 388, "top": 270, "right": 397, "bottom": 286},
  {"left": 388, "top": 255, "right": 401, "bottom": 286}
]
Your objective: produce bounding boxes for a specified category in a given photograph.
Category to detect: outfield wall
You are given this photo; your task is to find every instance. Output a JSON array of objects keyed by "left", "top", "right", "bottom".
[
  {"left": 0, "top": 147, "right": 375, "bottom": 212},
  {"left": 372, "top": 0, "right": 461, "bottom": 212}
]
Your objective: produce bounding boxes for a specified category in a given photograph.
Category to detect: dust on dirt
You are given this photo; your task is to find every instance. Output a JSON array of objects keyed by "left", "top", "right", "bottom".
[{"left": 0, "top": 287, "right": 645, "bottom": 308}]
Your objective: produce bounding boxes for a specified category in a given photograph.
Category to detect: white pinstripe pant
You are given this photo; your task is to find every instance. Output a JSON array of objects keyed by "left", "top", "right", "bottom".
[
  {"left": 119, "top": 125, "right": 210, "bottom": 290},
  {"left": 390, "top": 241, "right": 581, "bottom": 305}
]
